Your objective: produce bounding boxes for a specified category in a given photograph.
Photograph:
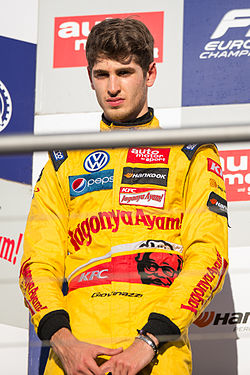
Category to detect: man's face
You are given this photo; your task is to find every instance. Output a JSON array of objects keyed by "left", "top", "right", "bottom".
[
  {"left": 89, "top": 57, "right": 156, "bottom": 122},
  {"left": 136, "top": 252, "right": 183, "bottom": 287}
]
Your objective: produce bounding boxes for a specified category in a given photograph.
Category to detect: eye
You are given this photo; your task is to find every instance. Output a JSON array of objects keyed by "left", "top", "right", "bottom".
[
  {"left": 118, "top": 70, "right": 131, "bottom": 76},
  {"left": 145, "top": 262, "right": 158, "bottom": 272},
  {"left": 162, "top": 266, "right": 175, "bottom": 277},
  {"left": 94, "top": 72, "right": 109, "bottom": 79}
]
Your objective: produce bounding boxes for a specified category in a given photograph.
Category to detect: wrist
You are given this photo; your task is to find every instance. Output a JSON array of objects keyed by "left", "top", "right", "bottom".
[
  {"left": 50, "top": 327, "right": 74, "bottom": 350},
  {"left": 135, "top": 330, "right": 159, "bottom": 358},
  {"left": 146, "top": 332, "right": 159, "bottom": 347}
]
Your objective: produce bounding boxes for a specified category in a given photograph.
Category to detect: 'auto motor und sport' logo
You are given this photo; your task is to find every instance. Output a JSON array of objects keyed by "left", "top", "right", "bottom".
[
  {"left": 0, "top": 80, "right": 12, "bottom": 132},
  {"left": 53, "top": 11, "right": 164, "bottom": 68},
  {"left": 219, "top": 149, "right": 250, "bottom": 202},
  {"left": 200, "top": 9, "right": 250, "bottom": 59}
]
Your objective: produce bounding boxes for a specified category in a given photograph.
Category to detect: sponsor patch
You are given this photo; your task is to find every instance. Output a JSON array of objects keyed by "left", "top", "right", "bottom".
[
  {"left": 84, "top": 150, "right": 110, "bottom": 172},
  {"left": 50, "top": 150, "right": 68, "bottom": 171},
  {"left": 68, "top": 209, "right": 184, "bottom": 249},
  {"left": 138, "top": 239, "right": 182, "bottom": 252},
  {"left": 68, "top": 251, "right": 183, "bottom": 292},
  {"left": 126, "top": 147, "right": 170, "bottom": 164},
  {"left": 91, "top": 291, "right": 143, "bottom": 298},
  {"left": 181, "top": 144, "right": 201, "bottom": 160},
  {"left": 208, "top": 158, "right": 223, "bottom": 179},
  {"left": 20, "top": 258, "right": 48, "bottom": 316},
  {"left": 122, "top": 167, "right": 168, "bottom": 187},
  {"left": 119, "top": 187, "right": 166, "bottom": 208},
  {"left": 207, "top": 192, "right": 228, "bottom": 219},
  {"left": 209, "top": 178, "right": 226, "bottom": 193},
  {"left": 69, "top": 169, "right": 113, "bottom": 197},
  {"left": 181, "top": 250, "right": 228, "bottom": 315}
]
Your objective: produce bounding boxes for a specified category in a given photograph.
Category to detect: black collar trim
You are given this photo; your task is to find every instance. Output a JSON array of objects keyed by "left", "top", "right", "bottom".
[{"left": 102, "top": 107, "right": 154, "bottom": 127}]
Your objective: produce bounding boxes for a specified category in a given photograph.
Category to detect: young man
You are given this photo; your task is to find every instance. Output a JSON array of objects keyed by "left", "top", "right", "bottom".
[{"left": 19, "top": 18, "right": 228, "bottom": 375}]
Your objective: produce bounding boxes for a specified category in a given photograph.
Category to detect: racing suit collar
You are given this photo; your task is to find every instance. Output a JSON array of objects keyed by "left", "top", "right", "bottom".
[{"left": 100, "top": 107, "right": 159, "bottom": 131}]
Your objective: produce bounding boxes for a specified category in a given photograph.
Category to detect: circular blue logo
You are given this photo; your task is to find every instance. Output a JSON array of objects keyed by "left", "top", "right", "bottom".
[
  {"left": 0, "top": 80, "right": 12, "bottom": 133},
  {"left": 72, "top": 178, "right": 87, "bottom": 193},
  {"left": 84, "top": 150, "right": 110, "bottom": 172}
]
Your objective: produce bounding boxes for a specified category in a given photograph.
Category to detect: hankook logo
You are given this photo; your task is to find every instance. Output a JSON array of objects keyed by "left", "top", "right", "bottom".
[
  {"left": 194, "top": 311, "right": 250, "bottom": 327},
  {"left": 122, "top": 167, "right": 168, "bottom": 187}
]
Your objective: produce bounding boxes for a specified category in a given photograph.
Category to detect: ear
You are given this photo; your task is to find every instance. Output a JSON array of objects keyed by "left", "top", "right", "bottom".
[
  {"left": 87, "top": 67, "right": 95, "bottom": 90},
  {"left": 146, "top": 62, "right": 157, "bottom": 88}
]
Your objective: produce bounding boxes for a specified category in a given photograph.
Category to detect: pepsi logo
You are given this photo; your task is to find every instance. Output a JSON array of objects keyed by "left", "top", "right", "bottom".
[{"left": 72, "top": 178, "right": 86, "bottom": 192}]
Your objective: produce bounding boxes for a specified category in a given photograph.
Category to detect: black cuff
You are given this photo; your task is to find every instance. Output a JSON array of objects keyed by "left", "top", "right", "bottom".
[
  {"left": 37, "top": 309, "right": 71, "bottom": 341},
  {"left": 141, "top": 312, "right": 180, "bottom": 347}
]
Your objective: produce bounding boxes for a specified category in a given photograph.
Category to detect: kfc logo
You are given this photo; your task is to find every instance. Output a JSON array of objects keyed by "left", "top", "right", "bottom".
[
  {"left": 219, "top": 149, "right": 250, "bottom": 201},
  {"left": 207, "top": 158, "right": 223, "bottom": 179},
  {"left": 54, "top": 12, "right": 164, "bottom": 68},
  {"left": 78, "top": 269, "right": 108, "bottom": 282},
  {"left": 68, "top": 250, "right": 182, "bottom": 292},
  {"left": 119, "top": 187, "right": 166, "bottom": 209}
]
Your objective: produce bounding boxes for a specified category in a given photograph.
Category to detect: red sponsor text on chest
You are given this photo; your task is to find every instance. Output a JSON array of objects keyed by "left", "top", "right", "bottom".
[{"left": 127, "top": 148, "right": 170, "bottom": 164}]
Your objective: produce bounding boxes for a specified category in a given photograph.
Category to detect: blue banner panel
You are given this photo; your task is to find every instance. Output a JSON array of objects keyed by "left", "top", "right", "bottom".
[
  {"left": 0, "top": 36, "right": 36, "bottom": 184},
  {"left": 182, "top": 0, "right": 250, "bottom": 106}
]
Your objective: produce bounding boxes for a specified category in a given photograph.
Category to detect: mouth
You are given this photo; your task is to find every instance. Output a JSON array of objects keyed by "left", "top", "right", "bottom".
[
  {"left": 150, "top": 278, "right": 171, "bottom": 287},
  {"left": 106, "top": 98, "right": 125, "bottom": 107}
]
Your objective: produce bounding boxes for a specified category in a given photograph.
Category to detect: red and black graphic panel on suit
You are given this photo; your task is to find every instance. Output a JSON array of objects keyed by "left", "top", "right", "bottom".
[{"left": 68, "top": 251, "right": 183, "bottom": 292}]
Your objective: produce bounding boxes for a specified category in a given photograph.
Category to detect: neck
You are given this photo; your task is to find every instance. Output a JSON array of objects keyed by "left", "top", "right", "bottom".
[{"left": 102, "top": 107, "right": 154, "bottom": 127}]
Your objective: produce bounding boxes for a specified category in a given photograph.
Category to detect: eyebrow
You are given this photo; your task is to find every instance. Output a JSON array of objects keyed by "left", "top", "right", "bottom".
[{"left": 93, "top": 67, "right": 136, "bottom": 75}]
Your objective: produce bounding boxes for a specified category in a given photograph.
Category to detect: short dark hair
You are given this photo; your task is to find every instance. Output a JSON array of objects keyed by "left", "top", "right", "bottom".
[{"left": 86, "top": 18, "right": 154, "bottom": 75}]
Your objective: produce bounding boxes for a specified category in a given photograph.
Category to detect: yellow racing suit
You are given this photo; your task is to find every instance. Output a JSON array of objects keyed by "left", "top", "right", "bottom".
[{"left": 19, "top": 109, "right": 228, "bottom": 374}]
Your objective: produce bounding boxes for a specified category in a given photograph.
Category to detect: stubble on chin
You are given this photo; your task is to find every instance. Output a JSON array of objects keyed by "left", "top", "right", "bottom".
[{"left": 104, "top": 108, "right": 131, "bottom": 123}]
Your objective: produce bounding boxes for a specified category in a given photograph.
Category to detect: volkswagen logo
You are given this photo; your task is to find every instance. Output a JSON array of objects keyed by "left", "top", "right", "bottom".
[{"left": 84, "top": 150, "right": 110, "bottom": 172}]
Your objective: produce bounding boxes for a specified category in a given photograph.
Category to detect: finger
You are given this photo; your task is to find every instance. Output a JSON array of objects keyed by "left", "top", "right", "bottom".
[
  {"left": 86, "top": 361, "right": 103, "bottom": 375},
  {"left": 97, "top": 346, "right": 123, "bottom": 356},
  {"left": 112, "top": 361, "right": 126, "bottom": 375},
  {"left": 99, "top": 362, "right": 113, "bottom": 374}
]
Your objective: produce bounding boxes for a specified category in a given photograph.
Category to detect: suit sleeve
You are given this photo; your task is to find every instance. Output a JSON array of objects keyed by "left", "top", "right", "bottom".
[
  {"left": 142, "top": 145, "right": 228, "bottom": 342},
  {"left": 19, "top": 157, "right": 71, "bottom": 340}
]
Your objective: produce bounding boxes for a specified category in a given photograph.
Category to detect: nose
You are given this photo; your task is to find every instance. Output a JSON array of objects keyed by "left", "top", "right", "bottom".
[
  {"left": 107, "top": 75, "right": 121, "bottom": 97},
  {"left": 155, "top": 267, "right": 168, "bottom": 279}
]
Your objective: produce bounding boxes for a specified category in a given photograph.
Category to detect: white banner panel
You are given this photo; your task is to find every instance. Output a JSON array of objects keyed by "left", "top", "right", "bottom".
[{"left": 35, "top": 0, "right": 184, "bottom": 114}]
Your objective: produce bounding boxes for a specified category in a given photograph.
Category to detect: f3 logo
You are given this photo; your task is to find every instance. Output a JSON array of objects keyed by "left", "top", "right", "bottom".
[
  {"left": 211, "top": 9, "right": 250, "bottom": 39},
  {"left": 84, "top": 150, "right": 110, "bottom": 172}
]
